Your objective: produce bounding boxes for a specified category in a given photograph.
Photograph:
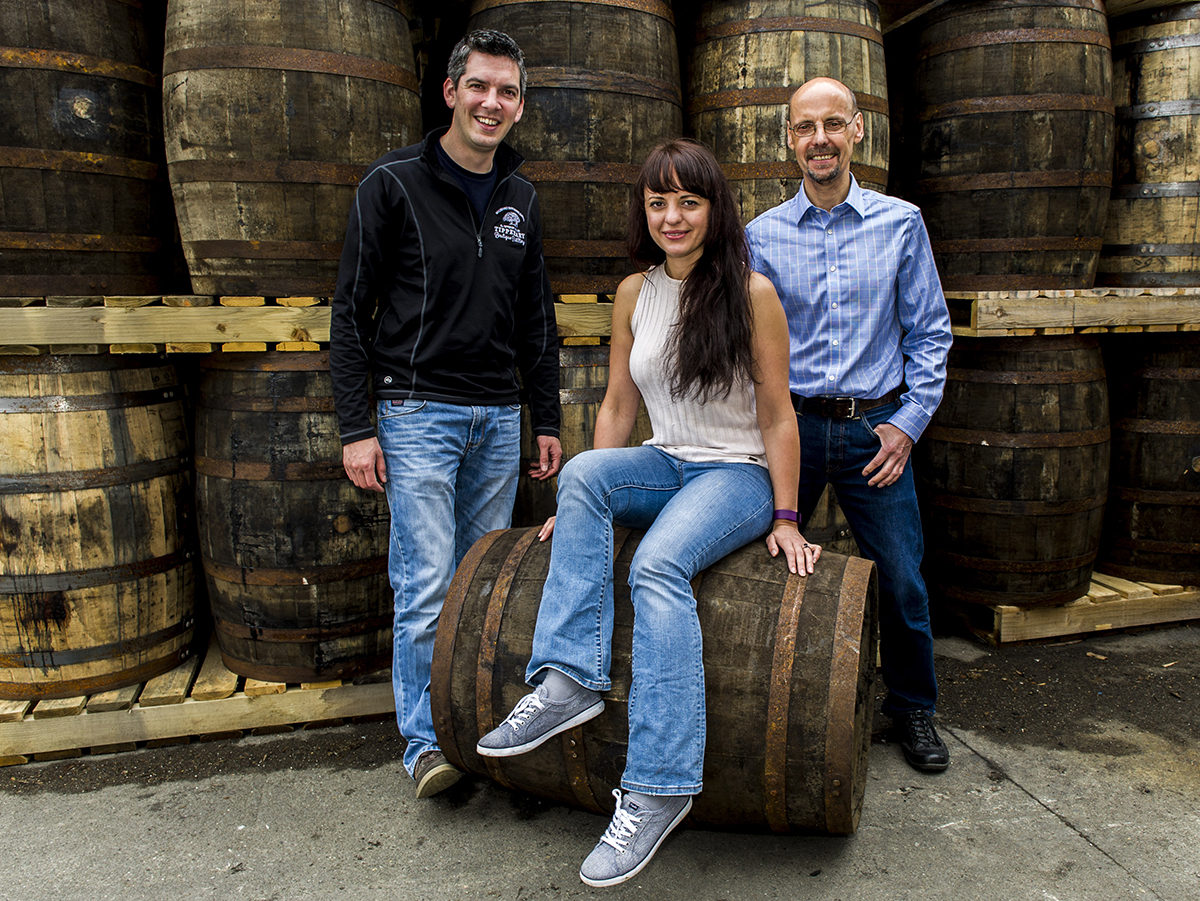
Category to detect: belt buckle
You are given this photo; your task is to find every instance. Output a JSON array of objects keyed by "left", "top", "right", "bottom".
[{"left": 832, "top": 397, "right": 856, "bottom": 419}]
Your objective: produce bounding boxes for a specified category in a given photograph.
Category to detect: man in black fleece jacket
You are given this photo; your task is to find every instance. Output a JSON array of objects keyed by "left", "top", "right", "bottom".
[{"left": 330, "top": 29, "right": 562, "bottom": 799}]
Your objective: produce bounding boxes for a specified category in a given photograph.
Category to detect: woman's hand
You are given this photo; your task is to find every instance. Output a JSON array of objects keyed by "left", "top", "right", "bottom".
[
  {"left": 537, "top": 515, "right": 556, "bottom": 542},
  {"left": 765, "top": 521, "right": 821, "bottom": 574}
]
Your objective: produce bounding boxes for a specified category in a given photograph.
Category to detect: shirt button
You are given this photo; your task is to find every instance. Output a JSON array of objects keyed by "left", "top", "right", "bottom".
[
  {"left": 831, "top": 302, "right": 838, "bottom": 308},
  {"left": 832, "top": 339, "right": 839, "bottom": 346},
  {"left": 830, "top": 265, "right": 836, "bottom": 272},
  {"left": 827, "top": 229, "right": 833, "bottom": 235},
  {"left": 828, "top": 375, "right": 835, "bottom": 381}
]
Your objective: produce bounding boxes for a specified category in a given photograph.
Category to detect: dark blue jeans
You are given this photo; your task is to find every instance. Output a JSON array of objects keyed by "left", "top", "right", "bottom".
[{"left": 796, "top": 401, "right": 937, "bottom": 716}]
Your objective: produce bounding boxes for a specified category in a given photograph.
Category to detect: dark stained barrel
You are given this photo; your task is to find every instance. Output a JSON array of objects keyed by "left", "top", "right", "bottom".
[
  {"left": 1098, "top": 3, "right": 1200, "bottom": 287},
  {"left": 1099, "top": 334, "right": 1200, "bottom": 586},
  {"left": 195, "top": 352, "right": 392, "bottom": 682},
  {"left": 162, "top": 0, "right": 422, "bottom": 296},
  {"left": 432, "top": 527, "right": 878, "bottom": 835},
  {"left": 467, "top": 0, "right": 683, "bottom": 295},
  {"left": 917, "top": 336, "right": 1110, "bottom": 606},
  {"left": 0, "top": 355, "right": 195, "bottom": 700},
  {"left": 909, "top": 0, "right": 1115, "bottom": 290},
  {"left": 0, "top": 0, "right": 175, "bottom": 295},
  {"left": 688, "top": 0, "right": 889, "bottom": 224}
]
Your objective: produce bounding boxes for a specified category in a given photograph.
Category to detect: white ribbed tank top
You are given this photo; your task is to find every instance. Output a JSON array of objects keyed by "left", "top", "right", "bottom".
[{"left": 628, "top": 265, "right": 766, "bottom": 468}]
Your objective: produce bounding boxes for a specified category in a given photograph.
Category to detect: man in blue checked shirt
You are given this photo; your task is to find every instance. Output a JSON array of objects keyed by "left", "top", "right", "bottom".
[{"left": 746, "top": 76, "right": 954, "bottom": 773}]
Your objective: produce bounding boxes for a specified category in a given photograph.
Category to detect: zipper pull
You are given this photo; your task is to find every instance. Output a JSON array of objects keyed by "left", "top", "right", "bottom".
[{"left": 477, "top": 234, "right": 483, "bottom": 258}]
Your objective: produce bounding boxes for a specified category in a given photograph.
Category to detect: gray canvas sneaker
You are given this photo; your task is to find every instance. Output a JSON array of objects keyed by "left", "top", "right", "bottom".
[
  {"left": 476, "top": 683, "right": 604, "bottom": 758},
  {"left": 579, "top": 789, "right": 693, "bottom": 887}
]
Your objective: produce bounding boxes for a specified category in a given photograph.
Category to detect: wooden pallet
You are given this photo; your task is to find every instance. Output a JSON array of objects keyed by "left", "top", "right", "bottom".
[
  {"left": 0, "top": 295, "right": 615, "bottom": 353},
  {"left": 0, "top": 637, "right": 395, "bottom": 766},
  {"left": 947, "top": 286, "right": 1200, "bottom": 337},
  {"left": 948, "top": 573, "right": 1200, "bottom": 646}
]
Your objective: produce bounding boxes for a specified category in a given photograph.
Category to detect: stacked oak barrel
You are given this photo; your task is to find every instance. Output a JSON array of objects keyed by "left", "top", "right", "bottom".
[{"left": 1, "top": 0, "right": 1197, "bottom": 828}]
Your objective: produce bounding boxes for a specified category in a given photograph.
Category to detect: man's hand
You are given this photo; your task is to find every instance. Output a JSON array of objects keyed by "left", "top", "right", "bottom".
[
  {"left": 862, "top": 422, "right": 912, "bottom": 488},
  {"left": 343, "top": 437, "right": 387, "bottom": 492},
  {"left": 527, "top": 435, "right": 563, "bottom": 481}
]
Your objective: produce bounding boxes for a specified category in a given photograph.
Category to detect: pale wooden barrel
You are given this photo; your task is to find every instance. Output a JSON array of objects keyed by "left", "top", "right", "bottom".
[
  {"left": 0, "top": 355, "right": 196, "bottom": 700},
  {"left": 1098, "top": 2, "right": 1200, "bottom": 287}
]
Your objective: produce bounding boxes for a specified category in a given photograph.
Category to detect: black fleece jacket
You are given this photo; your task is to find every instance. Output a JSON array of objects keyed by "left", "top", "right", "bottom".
[{"left": 330, "top": 129, "right": 560, "bottom": 445}]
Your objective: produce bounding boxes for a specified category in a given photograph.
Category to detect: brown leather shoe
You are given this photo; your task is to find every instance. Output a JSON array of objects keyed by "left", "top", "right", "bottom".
[{"left": 413, "top": 750, "right": 463, "bottom": 798}]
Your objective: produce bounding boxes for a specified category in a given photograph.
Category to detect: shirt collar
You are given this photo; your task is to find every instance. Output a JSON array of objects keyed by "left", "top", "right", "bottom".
[{"left": 794, "top": 173, "right": 865, "bottom": 223}]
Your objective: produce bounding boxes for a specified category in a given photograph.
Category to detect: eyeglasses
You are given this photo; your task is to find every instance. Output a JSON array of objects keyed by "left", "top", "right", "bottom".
[{"left": 788, "top": 118, "right": 852, "bottom": 138}]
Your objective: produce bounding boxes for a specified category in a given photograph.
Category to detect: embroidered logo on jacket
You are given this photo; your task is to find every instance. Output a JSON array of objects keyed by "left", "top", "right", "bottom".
[{"left": 493, "top": 207, "right": 527, "bottom": 246}]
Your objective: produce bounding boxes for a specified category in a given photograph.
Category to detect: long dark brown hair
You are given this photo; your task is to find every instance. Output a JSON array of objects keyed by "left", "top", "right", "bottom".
[{"left": 627, "top": 138, "right": 755, "bottom": 403}]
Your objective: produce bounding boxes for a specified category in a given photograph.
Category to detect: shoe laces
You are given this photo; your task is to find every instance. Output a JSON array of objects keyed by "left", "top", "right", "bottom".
[
  {"left": 599, "top": 790, "right": 644, "bottom": 852},
  {"left": 503, "top": 689, "right": 547, "bottom": 730},
  {"left": 906, "top": 712, "right": 937, "bottom": 745}
]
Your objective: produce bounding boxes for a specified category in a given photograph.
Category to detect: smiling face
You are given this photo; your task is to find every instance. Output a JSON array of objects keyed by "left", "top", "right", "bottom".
[
  {"left": 440, "top": 51, "right": 525, "bottom": 172},
  {"left": 644, "top": 184, "right": 711, "bottom": 279},
  {"left": 787, "top": 78, "right": 864, "bottom": 206}
]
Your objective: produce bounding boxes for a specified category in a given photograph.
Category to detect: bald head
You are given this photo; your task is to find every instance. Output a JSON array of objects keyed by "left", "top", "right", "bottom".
[{"left": 788, "top": 77, "right": 858, "bottom": 123}]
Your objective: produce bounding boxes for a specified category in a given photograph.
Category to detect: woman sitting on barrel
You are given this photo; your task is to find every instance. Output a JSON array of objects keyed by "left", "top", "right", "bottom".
[{"left": 477, "top": 137, "right": 820, "bottom": 886}]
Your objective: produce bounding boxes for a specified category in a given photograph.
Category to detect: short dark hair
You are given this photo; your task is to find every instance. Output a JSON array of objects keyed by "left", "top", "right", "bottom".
[{"left": 446, "top": 30, "right": 526, "bottom": 97}]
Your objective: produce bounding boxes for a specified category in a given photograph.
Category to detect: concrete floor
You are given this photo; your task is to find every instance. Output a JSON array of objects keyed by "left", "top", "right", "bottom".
[{"left": 1, "top": 625, "right": 1196, "bottom": 901}]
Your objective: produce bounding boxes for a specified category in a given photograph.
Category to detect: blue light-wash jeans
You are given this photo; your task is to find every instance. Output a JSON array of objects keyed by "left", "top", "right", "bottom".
[
  {"left": 376, "top": 398, "right": 521, "bottom": 775},
  {"left": 527, "top": 445, "right": 774, "bottom": 796},
  {"left": 796, "top": 401, "right": 938, "bottom": 716}
]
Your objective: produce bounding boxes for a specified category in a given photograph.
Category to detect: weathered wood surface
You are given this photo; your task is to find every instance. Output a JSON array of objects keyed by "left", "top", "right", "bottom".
[
  {"left": 688, "top": 0, "right": 889, "bottom": 223},
  {"left": 952, "top": 575, "right": 1200, "bottom": 645},
  {"left": 196, "top": 352, "right": 392, "bottom": 683},
  {"left": 1100, "top": 333, "right": 1200, "bottom": 586},
  {"left": 904, "top": 0, "right": 1115, "bottom": 290},
  {"left": 433, "top": 528, "right": 878, "bottom": 835},
  {"left": 468, "top": 0, "right": 682, "bottom": 295},
  {"left": 1099, "top": 3, "right": 1200, "bottom": 288},
  {"left": 0, "top": 355, "right": 196, "bottom": 700},
  {"left": 0, "top": 641, "right": 395, "bottom": 760},
  {"left": 918, "top": 336, "right": 1110, "bottom": 607},
  {"left": 163, "top": 0, "right": 422, "bottom": 296},
  {"left": 0, "top": 0, "right": 175, "bottom": 295}
]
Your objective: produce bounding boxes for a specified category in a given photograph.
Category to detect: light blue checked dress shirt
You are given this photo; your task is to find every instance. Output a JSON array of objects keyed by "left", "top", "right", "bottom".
[{"left": 746, "top": 175, "right": 952, "bottom": 442}]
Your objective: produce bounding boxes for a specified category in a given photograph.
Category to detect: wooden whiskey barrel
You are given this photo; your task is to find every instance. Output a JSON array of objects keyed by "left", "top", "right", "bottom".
[
  {"left": 432, "top": 528, "right": 878, "bottom": 835},
  {"left": 162, "top": 0, "right": 422, "bottom": 296},
  {"left": 917, "top": 336, "right": 1110, "bottom": 606},
  {"left": 195, "top": 352, "right": 392, "bottom": 682},
  {"left": 467, "top": 0, "right": 683, "bottom": 294},
  {"left": 1099, "top": 334, "right": 1200, "bottom": 586},
  {"left": 1098, "top": 3, "right": 1200, "bottom": 287},
  {"left": 910, "top": 0, "right": 1115, "bottom": 290},
  {"left": 0, "top": 355, "right": 195, "bottom": 700},
  {"left": 0, "top": 0, "right": 174, "bottom": 295},
  {"left": 688, "top": 0, "right": 889, "bottom": 224}
]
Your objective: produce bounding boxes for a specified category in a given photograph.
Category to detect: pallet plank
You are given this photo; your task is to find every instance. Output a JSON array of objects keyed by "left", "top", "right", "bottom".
[
  {"left": 191, "top": 637, "right": 240, "bottom": 701},
  {"left": 1091, "top": 572, "right": 1156, "bottom": 599},
  {"left": 87, "top": 684, "right": 141, "bottom": 713},
  {"left": 0, "top": 700, "right": 32, "bottom": 723},
  {"left": 138, "top": 653, "right": 201, "bottom": 707},
  {"left": 33, "top": 696, "right": 87, "bottom": 719},
  {"left": 244, "top": 679, "right": 286, "bottom": 698}
]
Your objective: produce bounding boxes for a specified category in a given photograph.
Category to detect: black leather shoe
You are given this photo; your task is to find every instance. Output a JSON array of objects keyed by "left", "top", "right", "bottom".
[{"left": 893, "top": 710, "right": 949, "bottom": 772}]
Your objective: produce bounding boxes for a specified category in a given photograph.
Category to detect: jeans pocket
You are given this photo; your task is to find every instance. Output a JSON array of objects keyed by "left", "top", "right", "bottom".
[{"left": 378, "top": 399, "right": 427, "bottom": 420}]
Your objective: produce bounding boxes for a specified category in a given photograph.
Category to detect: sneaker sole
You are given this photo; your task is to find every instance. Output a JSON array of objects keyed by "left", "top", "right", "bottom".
[
  {"left": 414, "top": 762, "right": 463, "bottom": 799},
  {"left": 579, "top": 797, "right": 693, "bottom": 888},
  {"left": 476, "top": 699, "right": 605, "bottom": 758}
]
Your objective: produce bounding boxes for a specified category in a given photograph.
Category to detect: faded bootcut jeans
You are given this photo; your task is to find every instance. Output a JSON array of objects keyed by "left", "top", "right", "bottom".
[
  {"left": 527, "top": 445, "right": 774, "bottom": 796},
  {"left": 376, "top": 398, "right": 520, "bottom": 775}
]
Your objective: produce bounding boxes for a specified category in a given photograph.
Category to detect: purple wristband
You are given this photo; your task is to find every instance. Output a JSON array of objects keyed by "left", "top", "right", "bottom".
[{"left": 773, "top": 509, "right": 799, "bottom": 523}]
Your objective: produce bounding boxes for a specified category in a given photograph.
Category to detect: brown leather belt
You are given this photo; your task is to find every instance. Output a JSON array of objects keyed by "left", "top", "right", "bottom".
[{"left": 791, "top": 388, "right": 900, "bottom": 419}]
